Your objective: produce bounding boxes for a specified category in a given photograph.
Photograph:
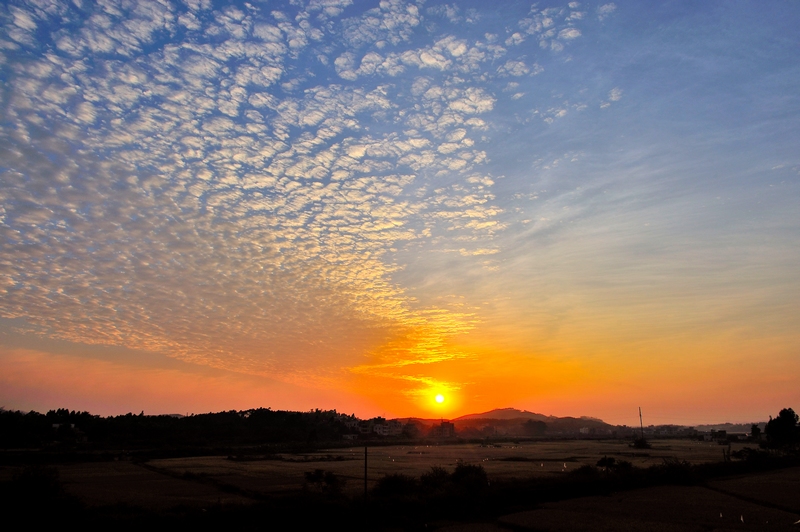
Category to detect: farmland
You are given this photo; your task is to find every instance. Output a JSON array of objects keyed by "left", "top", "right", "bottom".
[
  {"left": 3, "top": 437, "right": 799, "bottom": 530},
  {"left": 143, "top": 439, "right": 750, "bottom": 498}
]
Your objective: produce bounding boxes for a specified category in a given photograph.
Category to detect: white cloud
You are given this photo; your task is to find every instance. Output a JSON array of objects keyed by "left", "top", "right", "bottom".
[
  {"left": 558, "top": 28, "right": 581, "bottom": 40},
  {"left": 307, "top": 0, "right": 353, "bottom": 19},
  {"left": 0, "top": 0, "right": 604, "bottom": 384},
  {"left": 74, "top": 101, "right": 97, "bottom": 124},
  {"left": 498, "top": 60, "right": 529, "bottom": 77},
  {"left": 11, "top": 6, "right": 37, "bottom": 31},
  {"left": 598, "top": 3, "right": 617, "bottom": 20},
  {"left": 505, "top": 32, "right": 525, "bottom": 46},
  {"left": 427, "top": 4, "right": 462, "bottom": 24},
  {"left": 254, "top": 23, "right": 283, "bottom": 42},
  {"left": 342, "top": 0, "right": 420, "bottom": 47}
]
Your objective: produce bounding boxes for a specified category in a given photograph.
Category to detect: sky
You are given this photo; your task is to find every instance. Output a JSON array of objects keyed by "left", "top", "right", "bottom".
[{"left": 1, "top": 0, "right": 798, "bottom": 426}]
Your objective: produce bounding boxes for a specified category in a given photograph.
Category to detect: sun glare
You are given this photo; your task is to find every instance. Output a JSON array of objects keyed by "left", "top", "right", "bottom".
[{"left": 435, "top": 394, "right": 445, "bottom": 404}]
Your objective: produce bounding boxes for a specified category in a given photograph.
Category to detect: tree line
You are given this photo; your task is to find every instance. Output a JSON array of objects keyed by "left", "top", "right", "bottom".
[{"left": 0, "top": 407, "right": 351, "bottom": 449}]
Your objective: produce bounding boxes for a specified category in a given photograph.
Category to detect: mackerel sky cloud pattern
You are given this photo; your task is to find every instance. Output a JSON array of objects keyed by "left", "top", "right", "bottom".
[
  {"left": 1, "top": 1, "right": 799, "bottom": 421},
  {"left": 1, "top": 0, "right": 586, "bottom": 377}
]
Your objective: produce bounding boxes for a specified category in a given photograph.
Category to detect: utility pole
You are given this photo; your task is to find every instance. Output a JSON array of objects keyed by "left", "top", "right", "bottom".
[
  {"left": 364, "top": 445, "right": 368, "bottom": 501},
  {"left": 639, "top": 407, "right": 644, "bottom": 439}
]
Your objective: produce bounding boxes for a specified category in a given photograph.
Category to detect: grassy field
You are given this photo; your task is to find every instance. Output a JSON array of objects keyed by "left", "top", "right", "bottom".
[
  {"left": 4, "top": 438, "right": 745, "bottom": 504},
  {"left": 493, "top": 483, "right": 800, "bottom": 532},
  {"left": 57, "top": 461, "right": 252, "bottom": 508},
  {"left": 3, "top": 438, "right": 797, "bottom": 530}
]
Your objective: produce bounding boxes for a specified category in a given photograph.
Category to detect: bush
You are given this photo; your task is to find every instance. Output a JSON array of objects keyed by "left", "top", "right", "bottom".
[
  {"left": 450, "top": 463, "right": 488, "bottom": 492},
  {"left": 420, "top": 465, "right": 450, "bottom": 490},
  {"left": 615, "top": 460, "right": 634, "bottom": 472},
  {"left": 596, "top": 456, "right": 615, "bottom": 468},
  {"left": 304, "top": 469, "right": 345, "bottom": 495},
  {"left": 373, "top": 473, "right": 418, "bottom": 498},
  {"left": 652, "top": 457, "right": 697, "bottom": 485},
  {"left": 569, "top": 465, "right": 600, "bottom": 479}
]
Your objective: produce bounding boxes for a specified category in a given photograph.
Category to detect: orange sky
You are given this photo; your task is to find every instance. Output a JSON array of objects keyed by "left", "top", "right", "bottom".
[{"left": 1, "top": 1, "right": 799, "bottom": 426}]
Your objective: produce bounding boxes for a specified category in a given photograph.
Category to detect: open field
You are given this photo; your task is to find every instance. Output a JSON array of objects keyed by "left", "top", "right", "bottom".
[
  {"left": 493, "top": 483, "right": 800, "bottom": 532},
  {"left": 3, "top": 439, "right": 797, "bottom": 530},
  {"left": 708, "top": 466, "right": 800, "bottom": 514},
  {"left": 145, "top": 439, "right": 752, "bottom": 497},
  {"left": 0, "top": 438, "right": 759, "bottom": 505},
  {"left": 57, "top": 461, "right": 253, "bottom": 509}
]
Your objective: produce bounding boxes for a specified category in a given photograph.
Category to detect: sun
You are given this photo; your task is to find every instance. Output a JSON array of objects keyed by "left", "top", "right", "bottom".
[{"left": 435, "top": 394, "right": 445, "bottom": 404}]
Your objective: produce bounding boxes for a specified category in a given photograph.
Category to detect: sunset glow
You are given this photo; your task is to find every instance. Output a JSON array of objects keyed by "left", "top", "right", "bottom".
[{"left": 1, "top": 0, "right": 798, "bottom": 425}]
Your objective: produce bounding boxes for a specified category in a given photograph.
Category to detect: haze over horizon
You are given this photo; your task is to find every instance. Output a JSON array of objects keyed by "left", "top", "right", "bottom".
[{"left": 1, "top": 0, "right": 798, "bottom": 427}]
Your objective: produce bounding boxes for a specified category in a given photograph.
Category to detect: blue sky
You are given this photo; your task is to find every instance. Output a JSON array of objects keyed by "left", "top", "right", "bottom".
[{"left": 1, "top": 0, "right": 798, "bottom": 422}]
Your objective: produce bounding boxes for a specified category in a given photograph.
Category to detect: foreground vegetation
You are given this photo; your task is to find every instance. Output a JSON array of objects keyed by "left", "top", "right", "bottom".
[
  {"left": 1, "top": 407, "right": 796, "bottom": 529},
  {"left": 2, "top": 444, "right": 798, "bottom": 529}
]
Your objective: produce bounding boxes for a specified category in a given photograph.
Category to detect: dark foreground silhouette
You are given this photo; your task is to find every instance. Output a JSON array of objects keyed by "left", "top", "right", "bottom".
[
  {"left": 1, "top": 448, "right": 799, "bottom": 530},
  {"left": 1, "top": 407, "right": 797, "bottom": 530}
]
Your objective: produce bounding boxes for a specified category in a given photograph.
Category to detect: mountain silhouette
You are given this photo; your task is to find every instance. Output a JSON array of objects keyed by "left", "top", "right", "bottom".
[{"left": 453, "top": 408, "right": 551, "bottom": 422}]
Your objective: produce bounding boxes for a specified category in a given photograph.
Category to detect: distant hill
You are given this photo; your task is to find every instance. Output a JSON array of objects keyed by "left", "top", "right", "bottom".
[
  {"left": 453, "top": 408, "right": 550, "bottom": 422},
  {"left": 397, "top": 408, "right": 615, "bottom": 437}
]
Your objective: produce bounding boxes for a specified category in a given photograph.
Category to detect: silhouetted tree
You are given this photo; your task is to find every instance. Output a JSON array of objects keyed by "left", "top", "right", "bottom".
[
  {"left": 1, "top": 406, "right": 351, "bottom": 449},
  {"left": 764, "top": 408, "right": 799, "bottom": 448},
  {"left": 750, "top": 423, "right": 761, "bottom": 440}
]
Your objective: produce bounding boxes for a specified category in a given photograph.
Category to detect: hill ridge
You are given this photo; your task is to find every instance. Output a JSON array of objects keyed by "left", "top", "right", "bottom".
[{"left": 453, "top": 407, "right": 551, "bottom": 422}]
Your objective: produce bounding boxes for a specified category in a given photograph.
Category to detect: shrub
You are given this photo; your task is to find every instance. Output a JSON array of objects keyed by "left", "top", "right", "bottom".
[
  {"left": 596, "top": 456, "right": 616, "bottom": 468},
  {"left": 420, "top": 465, "right": 450, "bottom": 490},
  {"left": 304, "top": 469, "right": 345, "bottom": 495},
  {"left": 373, "top": 473, "right": 418, "bottom": 498},
  {"left": 652, "top": 457, "right": 697, "bottom": 485},
  {"left": 569, "top": 465, "right": 600, "bottom": 478},
  {"left": 614, "top": 460, "right": 634, "bottom": 472},
  {"left": 450, "top": 463, "right": 488, "bottom": 492}
]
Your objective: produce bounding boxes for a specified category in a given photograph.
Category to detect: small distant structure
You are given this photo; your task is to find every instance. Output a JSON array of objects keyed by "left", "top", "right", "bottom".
[
  {"left": 704, "top": 429, "right": 728, "bottom": 442},
  {"left": 387, "top": 419, "right": 404, "bottom": 436},
  {"left": 344, "top": 417, "right": 410, "bottom": 440},
  {"left": 430, "top": 420, "right": 455, "bottom": 439},
  {"left": 52, "top": 423, "right": 87, "bottom": 444},
  {"left": 372, "top": 418, "right": 389, "bottom": 436}
]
